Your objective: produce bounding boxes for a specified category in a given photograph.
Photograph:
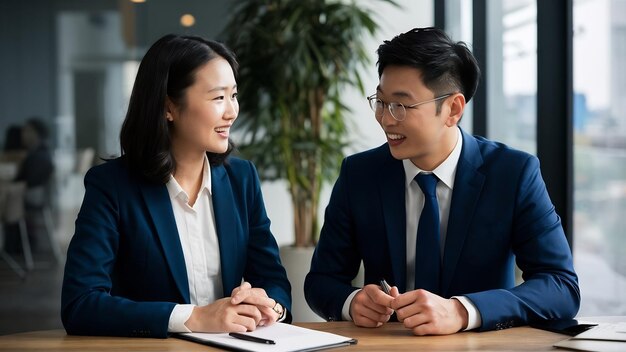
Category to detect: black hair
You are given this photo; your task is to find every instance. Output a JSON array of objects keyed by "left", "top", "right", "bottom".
[
  {"left": 25, "top": 117, "right": 50, "bottom": 140},
  {"left": 120, "top": 34, "right": 239, "bottom": 184},
  {"left": 4, "top": 124, "right": 23, "bottom": 151},
  {"left": 376, "top": 27, "right": 481, "bottom": 112}
]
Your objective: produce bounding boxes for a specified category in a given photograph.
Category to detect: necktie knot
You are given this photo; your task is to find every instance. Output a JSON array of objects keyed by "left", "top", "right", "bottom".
[{"left": 415, "top": 173, "right": 439, "bottom": 197}]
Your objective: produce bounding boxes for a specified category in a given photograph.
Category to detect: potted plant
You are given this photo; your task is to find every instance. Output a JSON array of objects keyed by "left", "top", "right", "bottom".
[{"left": 223, "top": 0, "right": 390, "bottom": 247}]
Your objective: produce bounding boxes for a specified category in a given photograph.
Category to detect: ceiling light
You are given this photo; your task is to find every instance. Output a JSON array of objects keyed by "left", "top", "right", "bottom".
[{"left": 180, "top": 14, "right": 195, "bottom": 27}]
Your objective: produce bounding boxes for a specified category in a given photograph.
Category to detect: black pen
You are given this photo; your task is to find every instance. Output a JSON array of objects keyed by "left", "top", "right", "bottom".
[
  {"left": 229, "top": 332, "right": 276, "bottom": 345},
  {"left": 379, "top": 279, "right": 392, "bottom": 295},
  {"left": 379, "top": 279, "right": 395, "bottom": 314}
]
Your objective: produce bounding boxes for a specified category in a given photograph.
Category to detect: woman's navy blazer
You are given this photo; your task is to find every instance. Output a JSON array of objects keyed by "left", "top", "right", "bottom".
[{"left": 62, "top": 156, "right": 291, "bottom": 337}]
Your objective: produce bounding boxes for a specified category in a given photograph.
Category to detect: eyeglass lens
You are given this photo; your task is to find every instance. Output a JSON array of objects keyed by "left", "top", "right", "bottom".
[{"left": 369, "top": 98, "right": 406, "bottom": 121}]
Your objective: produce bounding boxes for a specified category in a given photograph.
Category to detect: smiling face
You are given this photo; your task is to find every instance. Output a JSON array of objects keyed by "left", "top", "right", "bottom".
[
  {"left": 376, "top": 65, "right": 465, "bottom": 171},
  {"left": 167, "top": 57, "right": 238, "bottom": 157}
]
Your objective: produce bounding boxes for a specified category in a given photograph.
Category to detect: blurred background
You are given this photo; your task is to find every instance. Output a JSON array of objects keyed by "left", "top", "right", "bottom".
[{"left": 0, "top": 0, "right": 624, "bottom": 335}]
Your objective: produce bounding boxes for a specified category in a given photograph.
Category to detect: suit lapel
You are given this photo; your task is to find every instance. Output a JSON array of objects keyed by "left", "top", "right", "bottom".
[
  {"left": 140, "top": 181, "right": 190, "bottom": 303},
  {"left": 378, "top": 150, "right": 408, "bottom": 292},
  {"left": 441, "top": 130, "right": 485, "bottom": 296},
  {"left": 211, "top": 165, "right": 242, "bottom": 296}
]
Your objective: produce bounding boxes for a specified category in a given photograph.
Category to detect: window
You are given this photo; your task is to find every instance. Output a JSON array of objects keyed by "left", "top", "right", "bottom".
[
  {"left": 573, "top": 0, "right": 626, "bottom": 315},
  {"left": 444, "top": 0, "right": 474, "bottom": 133},
  {"left": 487, "top": 0, "right": 537, "bottom": 154}
]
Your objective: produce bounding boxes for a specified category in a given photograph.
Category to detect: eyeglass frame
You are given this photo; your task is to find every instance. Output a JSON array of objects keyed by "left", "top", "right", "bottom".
[{"left": 366, "top": 93, "right": 454, "bottom": 121}]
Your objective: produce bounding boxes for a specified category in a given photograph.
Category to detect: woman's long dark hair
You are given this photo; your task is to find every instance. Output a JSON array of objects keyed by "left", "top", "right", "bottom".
[{"left": 120, "top": 34, "right": 239, "bottom": 184}]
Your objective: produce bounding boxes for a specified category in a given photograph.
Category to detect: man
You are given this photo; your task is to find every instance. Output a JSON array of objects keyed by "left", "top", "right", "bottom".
[{"left": 304, "top": 27, "right": 579, "bottom": 335}]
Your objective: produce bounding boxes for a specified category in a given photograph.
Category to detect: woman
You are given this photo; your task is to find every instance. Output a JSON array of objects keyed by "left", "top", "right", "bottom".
[{"left": 61, "top": 34, "right": 291, "bottom": 338}]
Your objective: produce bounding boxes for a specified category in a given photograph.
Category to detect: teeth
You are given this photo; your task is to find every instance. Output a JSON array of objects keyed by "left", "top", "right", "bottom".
[
  {"left": 386, "top": 133, "right": 405, "bottom": 140},
  {"left": 215, "top": 127, "right": 229, "bottom": 133}
]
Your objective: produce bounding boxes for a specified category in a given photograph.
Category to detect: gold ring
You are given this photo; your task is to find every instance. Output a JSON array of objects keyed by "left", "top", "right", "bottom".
[{"left": 272, "top": 301, "right": 281, "bottom": 314}]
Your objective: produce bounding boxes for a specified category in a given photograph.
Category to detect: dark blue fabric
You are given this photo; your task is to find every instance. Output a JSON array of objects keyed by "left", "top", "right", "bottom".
[{"left": 414, "top": 173, "right": 441, "bottom": 295}]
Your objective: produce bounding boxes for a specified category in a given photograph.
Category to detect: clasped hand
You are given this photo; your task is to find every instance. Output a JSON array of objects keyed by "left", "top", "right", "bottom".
[
  {"left": 349, "top": 284, "right": 468, "bottom": 335},
  {"left": 185, "top": 281, "right": 280, "bottom": 333}
]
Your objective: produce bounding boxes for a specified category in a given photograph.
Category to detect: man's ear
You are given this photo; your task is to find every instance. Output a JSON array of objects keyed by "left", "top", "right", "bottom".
[{"left": 445, "top": 93, "right": 466, "bottom": 127}]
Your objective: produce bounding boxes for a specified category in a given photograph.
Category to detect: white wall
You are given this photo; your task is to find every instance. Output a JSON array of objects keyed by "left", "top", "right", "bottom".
[
  {"left": 57, "top": 11, "right": 130, "bottom": 157},
  {"left": 264, "top": 0, "right": 434, "bottom": 246}
]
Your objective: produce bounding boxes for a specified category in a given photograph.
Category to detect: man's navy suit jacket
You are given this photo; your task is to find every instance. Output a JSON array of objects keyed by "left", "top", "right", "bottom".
[
  {"left": 305, "top": 129, "right": 579, "bottom": 331},
  {"left": 62, "top": 156, "right": 291, "bottom": 337}
]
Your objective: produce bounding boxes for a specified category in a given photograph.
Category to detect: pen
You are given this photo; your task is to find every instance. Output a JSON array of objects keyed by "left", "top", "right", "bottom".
[
  {"left": 379, "top": 279, "right": 395, "bottom": 314},
  {"left": 229, "top": 332, "right": 276, "bottom": 345},
  {"left": 380, "top": 279, "right": 392, "bottom": 295}
]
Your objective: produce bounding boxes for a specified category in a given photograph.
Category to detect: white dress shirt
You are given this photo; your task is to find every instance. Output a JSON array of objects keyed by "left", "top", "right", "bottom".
[
  {"left": 166, "top": 156, "right": 223, "bottom": 333},
  {"left": 342, "top": 128, "right": 481, "bottom": 331}
]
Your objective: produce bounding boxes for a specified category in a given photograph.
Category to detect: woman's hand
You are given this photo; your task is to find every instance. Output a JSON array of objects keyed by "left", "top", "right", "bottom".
[
  {"left": 184, "top": 297, "right": 263, "bottom": 333},
  {"left": 230, "top": 281, "right": 281, "bottom": 326}
]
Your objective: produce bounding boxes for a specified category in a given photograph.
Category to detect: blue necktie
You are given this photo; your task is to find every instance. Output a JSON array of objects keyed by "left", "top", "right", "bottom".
[{"left": 414, "top": 173, "right": 441, "bottom": 294}]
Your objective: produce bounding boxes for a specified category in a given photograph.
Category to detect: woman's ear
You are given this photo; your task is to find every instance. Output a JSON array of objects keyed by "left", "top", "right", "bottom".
[
  {"left": 445, "top": 93, "right": 466, "bottom": 127},
  {"left": 165, "top": 97, "right": 175, "bottom": 122}
]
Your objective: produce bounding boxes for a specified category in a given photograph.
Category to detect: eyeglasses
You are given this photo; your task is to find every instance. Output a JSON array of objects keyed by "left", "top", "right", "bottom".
[{"left": 367, "top": 93, "right": 453, "bottom": 121}]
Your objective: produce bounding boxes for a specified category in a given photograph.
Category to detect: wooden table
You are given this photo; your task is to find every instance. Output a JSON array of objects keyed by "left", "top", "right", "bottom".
[{"left": 0, "top": 322, "right": 567, "bottom": 351}]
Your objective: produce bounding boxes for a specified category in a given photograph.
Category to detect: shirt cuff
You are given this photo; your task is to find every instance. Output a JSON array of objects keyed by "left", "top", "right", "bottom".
[
  {"left": 341, "top": 289, "right": 361, "bottom": 321},
  {"left": 168, "top": 304, "right": 195, "bottom": 333},
  {"left": 452, "top": 296, "right": 482, "bottom": 331},
  {"left": 277, "top": 308, "right": 288, "bottom": 322}
]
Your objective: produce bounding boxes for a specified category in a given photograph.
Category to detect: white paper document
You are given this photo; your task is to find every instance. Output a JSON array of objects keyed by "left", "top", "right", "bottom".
[
  {"left": 554, "top": 322, "right": 626, "bottom": 352},
  {"left": 176, "top": 323, "right": 357, "bottom": 352},
  {"left": 554, "top": 339, "right": 625, "bottom": 352},
  {"left": 573, "top": 323, "right": 626, "bottom": 342}
]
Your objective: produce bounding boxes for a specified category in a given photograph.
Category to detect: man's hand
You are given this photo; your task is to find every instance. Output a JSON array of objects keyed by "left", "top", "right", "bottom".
[
  {"left": 391, "top": 289, "right": 469, "bottom": 335},
  {"left": 185, "top": 297, "right": 263, "bottom": 333},
  {"left": 350, "top": 284, "right": 397, "bottom": 328},
  {"left": 230, "top": 282, "right": 280, "bottom": 326}
]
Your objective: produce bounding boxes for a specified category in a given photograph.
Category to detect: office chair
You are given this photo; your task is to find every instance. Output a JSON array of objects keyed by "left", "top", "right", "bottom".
[
  {"left": 24, "top": 184, "right": 63, "bottom": 265},
  {"left": 0, "top": 182, "right": 33, "bottom": 277}
]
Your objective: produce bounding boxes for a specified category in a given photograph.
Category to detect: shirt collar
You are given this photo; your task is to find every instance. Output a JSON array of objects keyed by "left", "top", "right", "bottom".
[
  {"left": 201, "top": 155, "right": 212, "bottom": 195},
  {"left": 402, "top": 127, "right": 463, "bottom": 190},
  {"left": 166, "top": 154, "right": 213, "bottom": 202}
]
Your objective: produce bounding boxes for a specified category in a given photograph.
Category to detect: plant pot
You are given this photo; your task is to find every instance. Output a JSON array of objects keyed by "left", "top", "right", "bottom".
[{"left": 279, "top": 245, "right": 325, "bottom": 322}]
